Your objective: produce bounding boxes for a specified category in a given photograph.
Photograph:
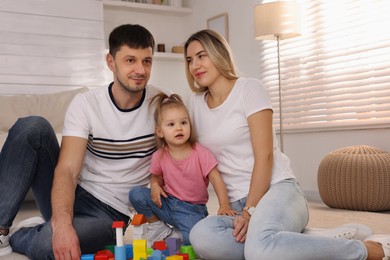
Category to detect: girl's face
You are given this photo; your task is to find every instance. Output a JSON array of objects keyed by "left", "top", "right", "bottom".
[
  {"left": 156, "top": 106, "right": 191, "bottom": 148},
  {"left": 186, "top": 40, "right": 221, "bottom": 88}
]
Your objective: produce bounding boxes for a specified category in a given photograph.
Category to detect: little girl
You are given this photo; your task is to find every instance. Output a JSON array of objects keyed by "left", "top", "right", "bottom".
[{"left": 129, "top": 93, "right": 236, "bottom": 247}]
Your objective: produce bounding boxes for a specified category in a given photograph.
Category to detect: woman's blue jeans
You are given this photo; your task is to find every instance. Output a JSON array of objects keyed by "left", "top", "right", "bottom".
[
  {"left": 129, "top": 186, "right": 208, "bottom": 245},
  {"left": 189, "top": 179, "right": 368, "bottom": 260},
  {"left": 0, "top": 116, "right": 129, "bottom": 259}
]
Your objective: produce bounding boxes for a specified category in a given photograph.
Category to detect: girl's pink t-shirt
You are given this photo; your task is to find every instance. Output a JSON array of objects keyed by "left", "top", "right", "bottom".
[{"left": 150, "top": 143, "right": 218, "bottom": 204}]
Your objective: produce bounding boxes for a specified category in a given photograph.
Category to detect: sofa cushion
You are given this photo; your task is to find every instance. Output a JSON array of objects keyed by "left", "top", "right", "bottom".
[
  {"left": 0, "top": 87, "right": 88, "bottom": 135},
  {"left": 0, "top": 87, "right": 88, "bottom": 201}
]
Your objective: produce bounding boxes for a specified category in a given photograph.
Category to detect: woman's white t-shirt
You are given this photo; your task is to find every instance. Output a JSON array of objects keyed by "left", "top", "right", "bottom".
[{"left": 189, "top": 77, "right": 295, "bottom": 202}]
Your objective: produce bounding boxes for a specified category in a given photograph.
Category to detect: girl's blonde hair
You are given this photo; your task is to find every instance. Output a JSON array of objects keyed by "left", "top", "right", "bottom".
[
  {"left": 184, "top": 29, "right": 239, "bottom": 93},
  {"left": 149, "top": 92, "right": 197, "bottom": 148}
]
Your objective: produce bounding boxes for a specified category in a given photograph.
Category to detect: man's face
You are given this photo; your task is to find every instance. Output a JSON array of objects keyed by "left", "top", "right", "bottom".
[{"left": 108, "top": 45, "right": 153, "bottom": 94}]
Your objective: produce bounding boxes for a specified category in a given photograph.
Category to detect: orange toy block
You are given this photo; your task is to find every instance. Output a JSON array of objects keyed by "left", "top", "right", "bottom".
[{"left": 132, "top": 214, "right": 147, "bottom": 226}]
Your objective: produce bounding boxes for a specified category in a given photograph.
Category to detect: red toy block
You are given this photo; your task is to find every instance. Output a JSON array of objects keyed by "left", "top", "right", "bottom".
[
  {"left": 153, "top": 240, "right": 167, "bottom": 250},
  {"left": 132, "top": 214, "right": 147, "bottom": 226},
  {"left": 94, "top": 249, "right": 114, "bottom": 260},
  {"left": 177, "top": 253, "right": 189, "bottom": 260},
  {"left": 112, "top": 221, "right": 126, "bottom": 228}
]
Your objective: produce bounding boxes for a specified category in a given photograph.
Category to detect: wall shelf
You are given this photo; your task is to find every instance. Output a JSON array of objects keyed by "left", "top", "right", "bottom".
[
  {"left": 155, "top": 52, "right": 184, "bottom": 61},
  {"left": 103, "top": 0, "right": 192, "bottom": 16}
]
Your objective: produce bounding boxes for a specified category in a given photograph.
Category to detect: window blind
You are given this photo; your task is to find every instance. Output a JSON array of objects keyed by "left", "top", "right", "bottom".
[{"left": 258, "top": 0, "right": 390, "bottom": 132}]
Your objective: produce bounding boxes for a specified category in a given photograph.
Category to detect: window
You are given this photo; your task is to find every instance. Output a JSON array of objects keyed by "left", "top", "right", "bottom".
[{"left": 258, "top": 0, "right": 390, "bottom": 132}]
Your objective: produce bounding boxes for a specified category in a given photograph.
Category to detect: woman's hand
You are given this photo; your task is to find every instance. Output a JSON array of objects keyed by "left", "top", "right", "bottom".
[
  {"left": 232, "top": 213, "right": 250, "bottom": 243},
  {"left": 217, "top": 206, "right": 238, "bottom": 216}
]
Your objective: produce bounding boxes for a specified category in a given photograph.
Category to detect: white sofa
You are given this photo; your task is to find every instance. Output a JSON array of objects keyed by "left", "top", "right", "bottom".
[{"left": 0, "top": 87, "right": 88, "bottom": 200}]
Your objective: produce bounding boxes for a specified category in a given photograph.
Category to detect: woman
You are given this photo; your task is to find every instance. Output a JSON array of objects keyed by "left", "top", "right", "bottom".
[{"left": 184, "top": 29, "right": 389, "bottom": 260}]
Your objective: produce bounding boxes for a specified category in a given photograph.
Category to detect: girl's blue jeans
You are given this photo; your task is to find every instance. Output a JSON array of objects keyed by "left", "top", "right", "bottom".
[
  {"left": 0, "top": 116, "right": 129, "bottom": 259},
  {"left": 189, "top": 178, "right": 368, "bottom": 260},
  {"left": 129, "top": 186, "right": 208, "bottom": 245}
]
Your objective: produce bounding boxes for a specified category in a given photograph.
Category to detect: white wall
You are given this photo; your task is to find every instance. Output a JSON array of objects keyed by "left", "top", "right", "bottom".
[{"left": 0, "top": 0, "right": 106, "bottom": 94}]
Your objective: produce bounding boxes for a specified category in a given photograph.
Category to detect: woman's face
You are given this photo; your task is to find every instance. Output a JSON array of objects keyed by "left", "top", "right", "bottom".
[{"left": 186, "top": 40, "right": 220, "bottom": 88}]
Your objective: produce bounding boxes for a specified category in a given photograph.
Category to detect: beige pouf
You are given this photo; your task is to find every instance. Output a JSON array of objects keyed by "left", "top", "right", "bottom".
[{"left": 317, "top": 145, "right": 390, "bottom": 211}]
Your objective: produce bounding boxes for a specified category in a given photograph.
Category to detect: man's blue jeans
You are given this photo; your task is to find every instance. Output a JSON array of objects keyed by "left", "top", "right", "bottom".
[{"left": 0, "top": 116, "right": 129, "bottom": 259}]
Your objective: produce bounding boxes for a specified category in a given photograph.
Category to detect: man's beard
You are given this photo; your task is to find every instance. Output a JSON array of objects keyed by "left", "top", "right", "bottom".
[{"left": 116, "top": 74, "right": 146, "bottom": 94}]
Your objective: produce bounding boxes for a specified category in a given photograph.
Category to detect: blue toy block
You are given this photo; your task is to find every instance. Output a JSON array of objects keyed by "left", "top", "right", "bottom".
[
  {"left": 115, "top": 245, "right": 126, "bottom": 260},
  {"left": 80, "top": 254, "right": 94, "bottom": 260},
  {"left": 148, "top": 250, "right": 163, "bottom": 260},
  {"left": 125, "top": 244, "right": 133, "bottom": 259}
]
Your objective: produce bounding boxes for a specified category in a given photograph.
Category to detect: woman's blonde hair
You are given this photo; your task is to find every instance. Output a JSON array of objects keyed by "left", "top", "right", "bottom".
[
  {"left": 149, "top": 92, "right": 196, "bottom": 148},
  {"left": 184, "top": 29, "right": 238, "bottom": 93}
]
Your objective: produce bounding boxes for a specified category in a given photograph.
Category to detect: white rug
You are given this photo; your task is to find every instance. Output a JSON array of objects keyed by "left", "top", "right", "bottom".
[{"left": 5, "top": 194, "right": 390, "bottom": 259}]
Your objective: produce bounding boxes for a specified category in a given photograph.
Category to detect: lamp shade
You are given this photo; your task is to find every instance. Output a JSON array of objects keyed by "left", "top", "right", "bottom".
[{"left": 254, "top": 1, "right": 301, "bottom": 40}]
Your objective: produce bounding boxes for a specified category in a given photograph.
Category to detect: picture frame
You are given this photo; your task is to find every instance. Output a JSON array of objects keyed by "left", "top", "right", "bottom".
[{"left": 207, "top": 13, "right": 229, "bottom": 42}]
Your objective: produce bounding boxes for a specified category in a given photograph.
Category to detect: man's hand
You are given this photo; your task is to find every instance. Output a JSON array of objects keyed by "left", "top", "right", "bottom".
[
  {"left": 52, "top": 225, "right": 81, "bottom": 260},
  {"left": 232, "top": 214, "right": 250, "bottom": 243}
]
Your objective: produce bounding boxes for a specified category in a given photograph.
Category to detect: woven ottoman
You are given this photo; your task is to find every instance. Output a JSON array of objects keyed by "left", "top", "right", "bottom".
[{"left": 317, "top": 145, "right": 390, "bottom": 211}]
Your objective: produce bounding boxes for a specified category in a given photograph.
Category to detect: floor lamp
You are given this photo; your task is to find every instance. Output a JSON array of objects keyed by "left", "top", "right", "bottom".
[{"left": 254, "top": 1, "right": 301, "bottom": 153}]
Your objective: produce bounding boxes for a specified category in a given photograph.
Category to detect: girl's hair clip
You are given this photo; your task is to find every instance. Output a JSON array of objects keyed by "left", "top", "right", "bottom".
[
  {"left": 162, "top": 95, "right": 180, "bottom": 104},
  {"left": 162, "top": 97, "right": 172, "bottom": 104}
]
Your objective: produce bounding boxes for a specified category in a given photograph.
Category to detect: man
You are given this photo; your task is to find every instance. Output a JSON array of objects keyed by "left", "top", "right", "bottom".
[{"left": 0, "top": 24, "right": 161, "bottom": 259}]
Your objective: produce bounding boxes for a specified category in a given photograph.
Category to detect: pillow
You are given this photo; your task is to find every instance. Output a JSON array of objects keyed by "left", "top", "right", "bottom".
[{"left": 0, "top": 87, "right": 88, "bottom": 135}]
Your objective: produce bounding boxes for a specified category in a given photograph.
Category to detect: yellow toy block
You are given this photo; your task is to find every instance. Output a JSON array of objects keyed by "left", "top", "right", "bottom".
[
  {"left": 165, "top": 256, "right": 183, "bottom": 260},
  {"left": 133, "top": 239, "right": 147, "bottom": 260}
]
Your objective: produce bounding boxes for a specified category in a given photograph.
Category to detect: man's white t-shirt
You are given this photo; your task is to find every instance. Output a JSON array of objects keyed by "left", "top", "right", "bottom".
[
  {"left": 63, "top": 83, "right": 162, "bottom": 216},
  {"left": 189, "top": 77, "right": 295, "bottom": 202}
]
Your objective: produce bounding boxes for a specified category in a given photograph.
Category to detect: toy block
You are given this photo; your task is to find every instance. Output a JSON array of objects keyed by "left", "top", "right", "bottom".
[
  {"left": 112, "top": 221, "right": 126, "bottom": 247},
  {"left": 147, "top": 247, "right": 154, "bottom": 255},
  {"left": 112, "top": 221, "right": 126, "bottom": 229},
  {"left": 165, "top": 237, "right": 180, "bottom": 255},
  {"left": 147, "top": 250, "right": 163, "bottom": 260},
  {"left": 114, "top": 246, "right": 126, "bottom": 260},
  {"left": 133, "top": 239, "right": 147, "bottom": 260},
  {"left": 153, "top": 240, "right": 167, "bottom": 250},
  {"left": 104, "top": 245, "right": 115, "bottom": 254},
  {"left": 81, "top": 254, "right": 94, "bottom": 260},
  {"left": 132, "top": 214, "right": 147, "bottom": 226},
  {"left": 180, "top": 245, "right": 197, "bottom": 260},
  {"left": 177, "top": 253, "right": 189, "bottom": 260},
  {"left": 165, "top": 256, "right": 183, "bottom": 260},
  {"left": 94, "top": 249, "right": 114, "bottom": 260},
  {"left": 125, "top": 244, "right": 133, "bottom": 259}
]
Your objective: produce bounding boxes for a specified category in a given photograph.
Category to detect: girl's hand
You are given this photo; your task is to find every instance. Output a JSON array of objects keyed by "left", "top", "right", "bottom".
[
  {"left": 150, "top": 184, "right": 167, "bottom": 208},
  {"left": 232, "top": 214, "right": 250, "bottom": 243},
  {"left": 217, "top": 206, "right": 238, "bottom": 216}
]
